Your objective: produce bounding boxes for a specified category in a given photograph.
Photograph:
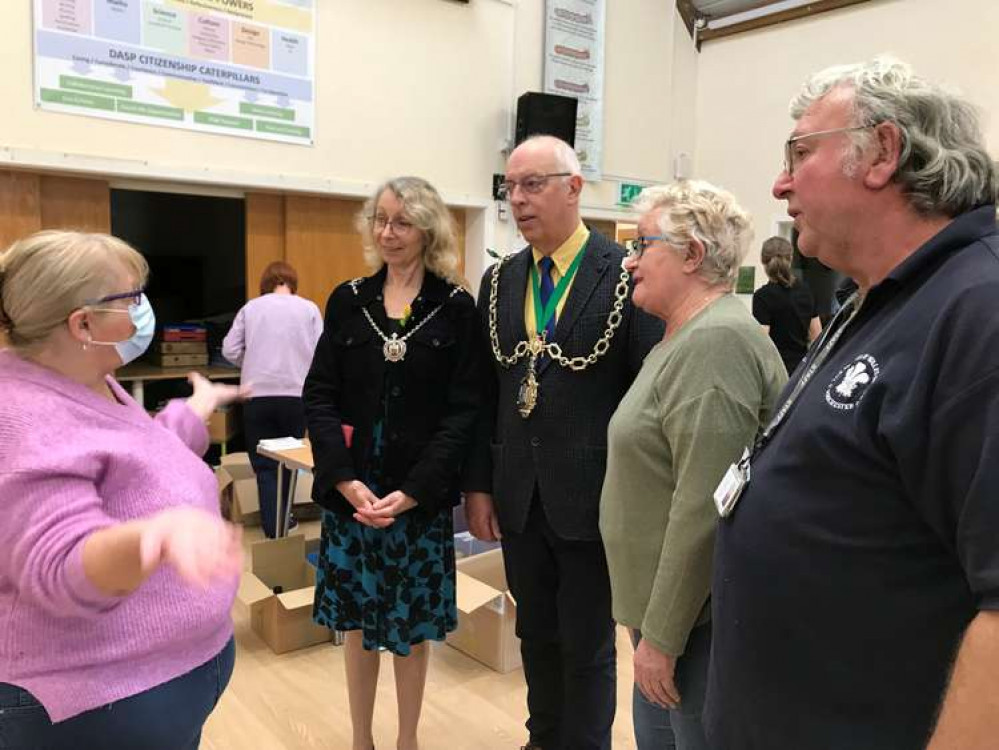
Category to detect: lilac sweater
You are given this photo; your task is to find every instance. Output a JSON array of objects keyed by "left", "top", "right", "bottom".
[
  {"left": 222, "top": 292, "right": 323, "bottom": 398},
  {"left": 0, "top": 351, "right": 236, "bottom": 722}
]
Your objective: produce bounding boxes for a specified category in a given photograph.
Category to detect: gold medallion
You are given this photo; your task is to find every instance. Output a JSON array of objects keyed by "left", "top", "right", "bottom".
[
  {"left": 517, "top": 368, "right": 539, "bottom": 418},
  {"left": 383, "top": 335, "right": 407, "bottom": 362}
]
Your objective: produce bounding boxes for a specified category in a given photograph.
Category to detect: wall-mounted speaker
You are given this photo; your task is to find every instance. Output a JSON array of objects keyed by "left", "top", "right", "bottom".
[{"left": 515, "top": 92, "right": 578, "bottom": 148}]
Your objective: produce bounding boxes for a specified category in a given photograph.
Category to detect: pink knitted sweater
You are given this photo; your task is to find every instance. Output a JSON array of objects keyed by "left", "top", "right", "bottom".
[{"left": 0, "top": 351, "right": 236, "bottom": 722}]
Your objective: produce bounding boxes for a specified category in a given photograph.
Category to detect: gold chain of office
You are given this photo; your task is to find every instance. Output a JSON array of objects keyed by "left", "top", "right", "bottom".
[{"left": 487, "top": 253, "right": 629, "bottom": 371}]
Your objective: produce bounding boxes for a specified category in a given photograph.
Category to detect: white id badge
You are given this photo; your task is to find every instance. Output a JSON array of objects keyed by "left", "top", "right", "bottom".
[{"left": 713, "top": 448, "right": 751, "bottom": 517}]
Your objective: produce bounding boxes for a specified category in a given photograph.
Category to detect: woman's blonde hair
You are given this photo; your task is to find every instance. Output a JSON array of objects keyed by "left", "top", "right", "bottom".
[
  {"left": 633, "top": 180, "right": 754, "bottom": 289},
  {"left": 356, "top": 176, "right": 466, "bottom": 288},
  {"left": 0, "top": 230, "right": 149, "bottom": 352}
]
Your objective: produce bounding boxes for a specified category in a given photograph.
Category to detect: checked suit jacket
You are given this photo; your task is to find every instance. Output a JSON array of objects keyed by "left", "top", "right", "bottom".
[{"left": 466, "top": 230, "right": 664, "bottom": 541}]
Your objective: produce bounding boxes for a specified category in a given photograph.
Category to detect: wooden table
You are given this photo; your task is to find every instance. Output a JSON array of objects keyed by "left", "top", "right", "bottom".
[
  {"left": 117, "top": 363, "right": 241, "bottom": 403},
  {"left": 256, "top": 440, "right": 314, "bottom": 538}
]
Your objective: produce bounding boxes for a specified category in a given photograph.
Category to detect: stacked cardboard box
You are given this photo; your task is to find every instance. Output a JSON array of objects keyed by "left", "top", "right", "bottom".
[{"left": 149, "top": 326, "right": 209, "bottom": 367}]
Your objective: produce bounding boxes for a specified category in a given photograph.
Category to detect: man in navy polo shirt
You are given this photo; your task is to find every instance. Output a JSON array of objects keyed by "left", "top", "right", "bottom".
[{"left": 706, "top": 57, "right": 999, "bottom": 750}]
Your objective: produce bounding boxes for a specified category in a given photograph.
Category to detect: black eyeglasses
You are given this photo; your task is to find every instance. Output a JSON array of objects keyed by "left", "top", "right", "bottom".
[
  {"left": 496, "top": 172, "right": 572, "bottom": 201},
  {"left": 624, "top": 236, "right": 668, "bottom": 259},
  {"left": 783, "top": 125, "right": 873, "bottom": 176},
  {"left": 86, "top": 288, "right": 144, "bottom": 308}
]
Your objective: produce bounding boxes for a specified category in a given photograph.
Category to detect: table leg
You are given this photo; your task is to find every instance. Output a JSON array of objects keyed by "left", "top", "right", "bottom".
[
  {"left": 130, "top": 378, "right": 144, "bottom": 405},
  {"left": 283, "top": 469, "right": 299, "bottom": 536},
  {"left": 275, "top": 456, "right": 285, "bottom": 538}
]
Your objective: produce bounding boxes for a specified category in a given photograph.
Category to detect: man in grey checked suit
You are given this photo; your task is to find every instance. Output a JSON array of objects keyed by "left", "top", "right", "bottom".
[{"left": 465, "top": 135, "right": 663, "bottom": 750}]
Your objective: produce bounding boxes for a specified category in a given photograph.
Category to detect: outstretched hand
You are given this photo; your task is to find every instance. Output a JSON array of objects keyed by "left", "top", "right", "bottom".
[
  {"left": 185, "top": 372, "right": 251, "bottom": 421},
  {"left": 138, "top": 506, "right": 243, "bottom": 588}
]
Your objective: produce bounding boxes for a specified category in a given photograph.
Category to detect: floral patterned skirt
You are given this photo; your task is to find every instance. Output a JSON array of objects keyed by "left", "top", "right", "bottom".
[{"left": 312, "top": 507, "right": 457, "bottom": 656}]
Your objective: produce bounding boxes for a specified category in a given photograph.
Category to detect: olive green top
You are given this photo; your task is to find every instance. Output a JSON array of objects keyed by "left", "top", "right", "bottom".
[{"left": 599, "top": 295, "right": 787, "bottom": 655}]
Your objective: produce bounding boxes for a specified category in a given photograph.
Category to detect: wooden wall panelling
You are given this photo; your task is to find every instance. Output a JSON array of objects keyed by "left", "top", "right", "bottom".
[
  {"left": 284, "top": 195, "right": 367, "bottom": 315},
  {"left": 39, "top": 175, "right": 110, "bottom": 233},
  {"left": 0, "top": 170, "right": 42, "bottom": 249},
  {"left": 587, "top": 219, "right": 617, "bottom": 243},
  {"left": 450, "top": 207, "right": 466, "bottom": 278},
  {"left": 245, "top": 193, "right": 286, "bottom": 300}
]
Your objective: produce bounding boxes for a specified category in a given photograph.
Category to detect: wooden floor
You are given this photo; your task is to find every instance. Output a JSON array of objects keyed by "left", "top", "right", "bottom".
[{"left": 201, "top": 521, "right": 638, "bottom": 750}]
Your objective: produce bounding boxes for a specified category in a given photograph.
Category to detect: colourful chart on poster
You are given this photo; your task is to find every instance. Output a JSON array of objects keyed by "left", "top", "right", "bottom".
[{"left": 33, "top": 0, "right": 315, "bottom": 145}]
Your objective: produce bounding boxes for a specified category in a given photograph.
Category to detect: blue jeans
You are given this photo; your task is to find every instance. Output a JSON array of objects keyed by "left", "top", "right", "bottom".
[
  {"left": 631, "top": 623, "right": 711, "bottom": 750},
  {"left": 0, "top": 637, "right": 234, "bottom": 750}
]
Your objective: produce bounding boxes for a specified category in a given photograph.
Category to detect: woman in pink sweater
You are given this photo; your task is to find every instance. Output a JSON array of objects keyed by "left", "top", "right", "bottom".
[{"left": 0, "top": 231, "right": 244, "bottom": 749}]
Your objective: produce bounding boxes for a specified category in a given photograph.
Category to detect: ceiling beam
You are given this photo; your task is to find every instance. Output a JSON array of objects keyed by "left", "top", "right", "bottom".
[
  {"left": 698, "top": 0, "right": 870, "bottom": 44},
  {"left": 676, "top": 0, "right": 699, "bottom": 39}
]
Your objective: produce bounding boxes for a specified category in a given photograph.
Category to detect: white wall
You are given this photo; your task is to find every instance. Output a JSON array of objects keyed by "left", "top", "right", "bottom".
[
  {"left": 492, "top": 1, "right": 692, "bottom": 256},
  {"left": 0, "top": 0, "right": 694, "bottom": 288},
  {"left": 694, "top": 0, "right": 999, "bottom": 286}
]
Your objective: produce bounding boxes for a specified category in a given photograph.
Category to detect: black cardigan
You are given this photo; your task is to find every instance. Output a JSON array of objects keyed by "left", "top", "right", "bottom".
[{"left": 303, "top": 267, "right": 487, "bottom": 517}]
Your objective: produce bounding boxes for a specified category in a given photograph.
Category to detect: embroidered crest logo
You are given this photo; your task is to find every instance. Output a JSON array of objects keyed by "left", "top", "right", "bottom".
[{"left": 825, "top": 354, "right": 880, "bottom": 410}]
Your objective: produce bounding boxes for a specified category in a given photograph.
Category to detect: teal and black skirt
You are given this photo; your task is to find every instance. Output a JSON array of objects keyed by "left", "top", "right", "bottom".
[{"left": 313, "top": 505, "right": 457, "bottom": 656}]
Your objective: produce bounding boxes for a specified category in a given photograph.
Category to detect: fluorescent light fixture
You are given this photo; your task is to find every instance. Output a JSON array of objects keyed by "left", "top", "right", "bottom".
[{"left": 705, "top": 0, "right": 818, "bottom": 30}]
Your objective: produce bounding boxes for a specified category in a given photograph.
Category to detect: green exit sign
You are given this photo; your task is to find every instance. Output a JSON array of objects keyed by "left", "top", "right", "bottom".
[{"left": 618, "top": 182, "right": 644, "bottom": 206}]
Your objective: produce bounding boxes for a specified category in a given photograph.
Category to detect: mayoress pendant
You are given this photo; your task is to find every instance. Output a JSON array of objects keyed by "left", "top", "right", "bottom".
[{"left": 383, "top": 335, "right": 407, "bottom": 362}]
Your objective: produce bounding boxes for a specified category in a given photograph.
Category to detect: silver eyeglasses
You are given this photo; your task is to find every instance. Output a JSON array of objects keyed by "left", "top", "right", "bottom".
[
  {"left": 496, "top": 172, "right": 572, "bottom": 201},
  {"left": 783, "top": 125, "right": 873, "bottom": 176},
  {"left": 371, "top": 215, "right": 415, "bottom": 234}
]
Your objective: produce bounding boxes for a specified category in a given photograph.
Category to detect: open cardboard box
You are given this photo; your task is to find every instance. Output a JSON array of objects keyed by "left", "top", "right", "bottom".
[
  {"left": 236, "top": 534, "right": 333, "bottom": 654},
  {"left": 447, "top": 548, "right": 521, "bottom": 673},
  {"left": 208, "top": 405, "right": 239, "bottom": 443},
  {"left": 217, "top": 452, "right": 316, "bottom": 526}
]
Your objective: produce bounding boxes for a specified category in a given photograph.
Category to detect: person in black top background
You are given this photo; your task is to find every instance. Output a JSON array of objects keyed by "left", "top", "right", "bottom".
[{"left": 751, "top": 236, "right": 820, "bottom": 374}]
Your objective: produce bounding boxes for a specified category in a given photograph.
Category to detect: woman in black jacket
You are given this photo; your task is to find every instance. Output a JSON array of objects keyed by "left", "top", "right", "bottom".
[{"left": 303, "top": 176, "right": 485, "bottom": 750}]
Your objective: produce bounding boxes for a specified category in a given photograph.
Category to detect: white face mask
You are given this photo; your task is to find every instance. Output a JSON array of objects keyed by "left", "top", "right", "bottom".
[{"left": 87, "top": 293, "right": 157, "bottom": 366}]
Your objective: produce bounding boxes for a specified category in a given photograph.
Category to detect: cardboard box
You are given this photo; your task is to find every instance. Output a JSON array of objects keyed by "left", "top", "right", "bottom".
[
  {"left": 208, "top": 406, "right": 239, "bottom": 443},
  {"left": 453, "top": 531, "right": 501, "bottom": 559},
  {"left": 149, "top": 352, "right": 210, "bottom": 367},
  {"left": 237, "top": 535, "right": 333, "bottom": 654},
  {"left": 448, "top": 548, "right": 521, "bottom": 673},
  {"left": 219, "top": 452, "right": 260, "bottom": 525},
  {"left": 216, "top": 464, "right": 234, "bottom": 520},
  {"left": 157, "top": 341, "right": 207, "bottom": 354},
  {"left": 162, "top": 325, "right": 207, "bottom": 342},
  {"left": 218, "top": 452, "right": 316, "bottom": 526}
]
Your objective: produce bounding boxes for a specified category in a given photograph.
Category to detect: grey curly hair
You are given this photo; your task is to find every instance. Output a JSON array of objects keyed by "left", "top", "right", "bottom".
[
  {"left": 633, "top": 180, "right": 754, "bottom": 289},
  {"left": 790, "top": 56, "right": 998, "bottom": 217}
]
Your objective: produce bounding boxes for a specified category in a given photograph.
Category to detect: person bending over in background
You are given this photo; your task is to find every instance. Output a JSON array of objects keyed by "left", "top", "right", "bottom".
[{"left": 223, "top": 260, "right": 322, "bottom": 537}]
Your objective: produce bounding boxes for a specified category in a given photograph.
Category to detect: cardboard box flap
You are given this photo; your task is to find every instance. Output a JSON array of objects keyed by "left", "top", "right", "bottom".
[
  {"left": 237, "top": 573, "right": 274, "bottom": 607},
  {"left": 455, "top": 569, "right": 504, "bottom": 614},
  {"left": 293, "top": 471, "right": 314, "bottom": 505},
  {"left": 233, "top": 478, "right": 260, "bottom": 515},
  {"left": 251, "top": 535, "right": 306, "bottom": 585},
  {"left": 276, "top": 587, "right": 315, "bottom": 611},
  {"left": 455, "top": 548, "right": 508, "bottom": 590},
  {"left": 216, "top": 467, "right": 233, "bottom": 493},
  {"left": 220, "top": 452, "right": 257, "bottom": 481}
]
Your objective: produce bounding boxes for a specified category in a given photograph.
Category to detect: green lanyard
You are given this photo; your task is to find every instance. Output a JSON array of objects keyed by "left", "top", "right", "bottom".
[{"left": 530, "top": 240, "right": 588, "bottom": 337}]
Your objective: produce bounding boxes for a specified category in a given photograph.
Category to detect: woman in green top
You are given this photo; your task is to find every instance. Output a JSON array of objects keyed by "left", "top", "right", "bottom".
[{"left": 599, "top": 181, "right": 787, "bottom": 750}]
